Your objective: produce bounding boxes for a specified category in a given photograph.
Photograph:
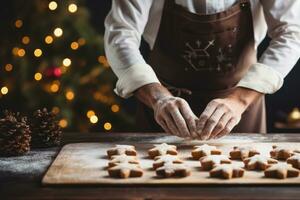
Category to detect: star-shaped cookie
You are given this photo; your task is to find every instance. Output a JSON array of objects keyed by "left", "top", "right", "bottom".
[
  {"left": 108, "top": 163, "right": 143, "bottom": 178},
  {"left": 270, "top": 145, "right": 295, "bottom": 160},
  {"left": 287, "top": 154, "right": 300, "bottom": 169},
  {"left": 230, "top": 146, "right": 260, "bottom": 160},
  {"left": 108, "top": 154, "right": 139, "bottom": 168},
  {"left": 200, "top": 155, "right": 232, "bottom": 170},
  {"left": 210, "top": 164, "right": 245, "bottom": 179},
  {"left": 264, "top": 163, "right": 299, "bottom": 179},
  {"left": 191, "top": 144, "right": 222, "bottom": 160},
  {"left": 243, "top": 155, "right": 278, "bottom": 170},
  {"left": 156, "top": 163, "right": 191, "bottom": 178},
  {"left": 107, "top": 145, "right": 137, "bottom": 158},
  {"left": 153, "top": 154, "right": 183, "bottom": 169},
  {"left": 148, "top": 143, "right": 178, "bottom": 159}
]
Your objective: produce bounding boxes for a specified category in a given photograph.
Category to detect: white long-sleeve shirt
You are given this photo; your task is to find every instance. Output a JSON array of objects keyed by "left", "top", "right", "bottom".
[{"left": 104, "top": 0, "right": 300, "bottom": 98}]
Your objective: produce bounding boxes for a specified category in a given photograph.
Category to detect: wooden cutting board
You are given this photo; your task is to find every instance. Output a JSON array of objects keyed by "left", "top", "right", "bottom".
[{"left": 42, "top": 142, "right": 300, "bottom": 185}]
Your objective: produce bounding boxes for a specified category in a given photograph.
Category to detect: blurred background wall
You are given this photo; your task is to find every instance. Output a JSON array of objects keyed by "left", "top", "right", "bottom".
[{"left": 1, "top": 0, "right": 300, "bottom": 133}]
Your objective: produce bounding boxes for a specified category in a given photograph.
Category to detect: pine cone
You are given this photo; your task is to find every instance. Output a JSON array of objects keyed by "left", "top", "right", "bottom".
[
  {"left": 30, "top": 108, "right": 62, "bottom": 148},
  {"left": 0, "top": 111, "right": 31, "bottom": 156}
]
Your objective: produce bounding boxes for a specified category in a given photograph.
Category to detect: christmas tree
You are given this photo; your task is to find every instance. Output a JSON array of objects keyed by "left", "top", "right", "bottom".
[{"left": 0, "top": 0, "right": 134, "bottom": 132}]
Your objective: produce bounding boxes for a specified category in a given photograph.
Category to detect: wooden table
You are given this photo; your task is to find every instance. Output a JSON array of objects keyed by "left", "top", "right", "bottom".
[{"left": 1, "top": 132, "right": 300, "bottom": 200}]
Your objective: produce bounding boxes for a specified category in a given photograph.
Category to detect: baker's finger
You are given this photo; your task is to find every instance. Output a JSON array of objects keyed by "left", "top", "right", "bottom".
[
  {"left": 214, "top": 117, "right": 237, "bottom": 139},
  {"left": 210, "top": 112, "right": 231, "bottom": 139},
  {"left": 201, "top": 106, "right": 226, "bottom": 140},
  {"left": 178, "top": 100, "right": 198, "bottom": 138},
  {"left": 170, "top": 108, "right": 190, "bottom": 138},
  {"left": 162, "top": 110, "right": 180, "bottom": 136},
  {"left": 157, "top": 117, "right": 172, "bottom": 135},
  {"left": 196, "top": 100, "right": 219, "bottom": 136}
]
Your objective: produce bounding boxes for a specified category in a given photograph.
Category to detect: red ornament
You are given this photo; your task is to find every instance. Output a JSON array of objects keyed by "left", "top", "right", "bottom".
[{"left": 45, "top": 67, "right": 62, "bottom": 78}]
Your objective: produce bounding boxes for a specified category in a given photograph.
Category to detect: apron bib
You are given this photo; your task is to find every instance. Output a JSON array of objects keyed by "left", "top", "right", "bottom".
[{"left": 136, "top": 0, "right": 266, "bottom": 133}]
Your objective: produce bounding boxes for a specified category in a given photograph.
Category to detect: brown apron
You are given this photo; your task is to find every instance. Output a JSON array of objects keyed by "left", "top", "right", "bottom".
[{"left": 136, "top": 0, "right": 266, "bottom": 133}]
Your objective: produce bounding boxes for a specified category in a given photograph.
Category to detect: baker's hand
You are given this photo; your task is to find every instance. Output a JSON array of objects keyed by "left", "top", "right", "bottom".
[
  {"left": 196, "top": 87, "right": 263, "bottom": 140},
  {"left": 153, "top": 96, "right": 198, "bottom": 138}
]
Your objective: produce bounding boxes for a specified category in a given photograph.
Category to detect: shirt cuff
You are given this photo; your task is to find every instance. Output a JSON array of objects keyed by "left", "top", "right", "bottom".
[
  {"left": 114, "top": 63, "right": 161, "bottom": 98},
  {"left": 236, "top": 63, "right": 284, "bottom": 94}
]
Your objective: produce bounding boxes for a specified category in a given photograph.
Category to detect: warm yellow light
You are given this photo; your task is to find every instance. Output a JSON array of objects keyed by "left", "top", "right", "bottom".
[
  {"left": 52, "top": 106, "right": 60, "bottom": 114},
  {"left": 22, "top": 36, "right": 30, "bottom": 44},
  {"left": 12, "top": 47, "right": 19, "bottom": 55},
  {"left": 86, "top": 110, "right": 95, "bottom": 118},
  {"left": 68, "top": 3, "right": 78, "bottom": 13},
  {"left": 54, "top": 27, "right": 63, "bottom": 37},
  {"left": 98, "top": 55, "right": 110, "bottom": 67},
  {"left": 34, "top": 49, "right": 42, "bottom": 57},
  {"left": 90, "top": 115, "right": 98, "bottom": 124},
  {"left": 34, "top": 72, "right": 43, "bottom": 81},
  {"left": 65, "top": 90, "right": 75, "bottom": 100},
  {"left": 62, "top": 58, "right": 71, "bottom": 67},
  {"left": 45, "top": 35, "right": 54, "bottom": 44},
  {"left": 111, "top": 104, "right": 120, "bottom": 113},
  {"left": 50, "top": 83, "right": 59, "bottom": 93},
  {"left": 78, "top": 38, "right": 86, "bottom": 46},
  {"left": 59, "top": 119, "right": 68, "bottom": 128},
  {"left": 290, "top": 108, "right": 300, "bottom": 120},
  {"left": 5, "top": 64, "right": 13, "bottom": 72},
  {"left": 15, "top": 19, "right": 23, "bottom": 28},
  {"left": 104, "top": 122, "right": 112, "bottom": 131},
  {"left": 1, "top": 87, "right": 8, "bottom": 95},
  {"left": 17, "top": 48, "right": 26, "bottom": 57},
  {"left": 48, "top": 1, "right": 58, "bottom": 10},
  {"left": 70, "top": 42, "right": 79, "bottom": 50}
]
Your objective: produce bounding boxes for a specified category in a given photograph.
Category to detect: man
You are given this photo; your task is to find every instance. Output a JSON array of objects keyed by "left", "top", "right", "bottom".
[{"left": 104, "top": 0, "right": 300, "bottom": 140}]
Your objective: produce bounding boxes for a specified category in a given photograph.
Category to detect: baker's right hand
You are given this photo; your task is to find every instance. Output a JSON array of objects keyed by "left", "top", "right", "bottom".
[{"left": 153, "top": 96, "right": 198, "bottom": 138}]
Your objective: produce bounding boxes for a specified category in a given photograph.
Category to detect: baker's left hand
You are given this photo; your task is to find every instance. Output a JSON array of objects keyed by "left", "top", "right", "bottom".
[{"left": 196, "top": 87, "right": 263, "bottom": 140}]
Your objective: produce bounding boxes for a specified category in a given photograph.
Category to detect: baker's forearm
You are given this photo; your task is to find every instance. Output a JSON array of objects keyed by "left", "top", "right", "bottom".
[
  {"left": 134, "top": 83, "right": 173, "bottom": 108},
  {"left": 227, "top": 86, "right": 263, "bottom": 108}
]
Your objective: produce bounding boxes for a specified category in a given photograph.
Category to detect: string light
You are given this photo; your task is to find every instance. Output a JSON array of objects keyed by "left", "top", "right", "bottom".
[
  {"left": 289, "top": 108, "right": 300, "bottom": 121},
  {"left": 22, "top": 36, "right": 30, "bottom": 44},
  {"left": 65, "top": 90, "right": 75, "bottom": 100},
  {"left": 17, "top": 48, "right": 26, "bottom": 57},
  {"left": 68, "top": 3, "right": 78, "bottom": 13},
  {"left": 34, "top": 49, "right": 42, "bottom": 57},
  {"left": 90, "top": 115, "right": 98, "bottom": 124},
  {"left": 15, "top": 19, "right": 23, "bottom": 28},
  {"left": 48, "top": 1, "right": 58, "bottom": 10},
  {"left": 98, "top": 55, "right": 110, "bottom": 67},
  {"left": 111, "top": 104, "right": 120, "bottom": 113},
  {"left": 12, "top": 47, "right": 19, "bottom": 56},
  {"left": 1, "top": 86, "right": 9, "bottom": 95},
  {"left": 78, "top": 38, "right": 86, "bottom": 46},
  {"left": 50, "top": 81, "right": 60, "bottom": 93},
  {"left": 53, "top": 27, "right": 63, "bottom": 37},
  {"left": 34, "top": 72, "right": 43, "bottom": 81},
  {"left": 59, "top": 119, "right": 68, "bottom": 128},
  {"left": 86, "top": 110, "right": 95, "bottom": 118},
  {"left": 5, "top": 64, "right": 13, "bottom": 72},
  {"left": 70, "top": 41, "right": 79, "bottom": 50},
  {"left": 52, "top": 106, "right": 60, "bottom": 114},
  {"left": 104, "top": 122, "right": 112, "bottom": 131},
  {"left": 62, "top": 58, "right": 71, "bottom": 67},
  {"left": 45, "top": 35, "right": 54, "bottom": 44}
]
